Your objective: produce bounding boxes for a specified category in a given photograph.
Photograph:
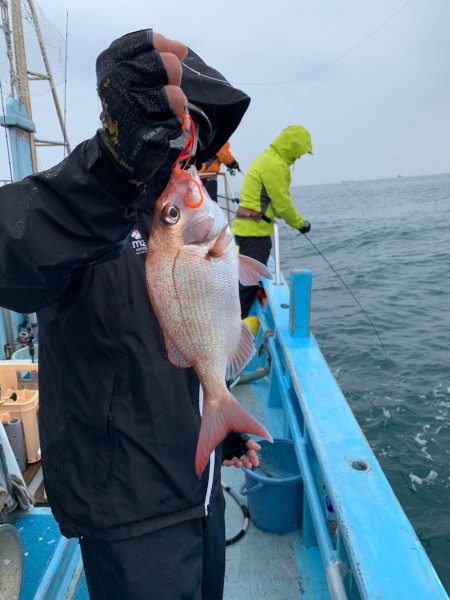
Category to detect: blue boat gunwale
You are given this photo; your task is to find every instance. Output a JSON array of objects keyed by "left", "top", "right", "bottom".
[{"left": 250, "top": 261, "right": 448, "bottom": 599}]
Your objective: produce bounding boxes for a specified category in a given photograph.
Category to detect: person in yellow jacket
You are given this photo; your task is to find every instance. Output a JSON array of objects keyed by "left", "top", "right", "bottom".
[
  {"left": 231, "top": 125, "right": 313, "bottom": 317},
  {"left": 200, "top": 141, "right": 240, "bottom": 201}
]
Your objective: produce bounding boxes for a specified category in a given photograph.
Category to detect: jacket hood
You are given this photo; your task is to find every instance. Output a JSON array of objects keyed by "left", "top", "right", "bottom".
[
  {"left": 270, "top": 125, "right": 312, "bottom": 164},
  {"left": 181, "top": 49, "right": 250, "bottom": 165}
]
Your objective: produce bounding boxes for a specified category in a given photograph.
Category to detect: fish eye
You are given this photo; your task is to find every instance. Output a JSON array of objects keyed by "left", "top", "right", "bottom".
[{"left": 161, "top": 204, "right": 180, "bottom": 225}]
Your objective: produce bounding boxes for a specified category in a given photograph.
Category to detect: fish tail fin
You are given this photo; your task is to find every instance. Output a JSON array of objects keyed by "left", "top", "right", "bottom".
[{"left": 195, "top": 389, "right": 272, "bottom": 477}]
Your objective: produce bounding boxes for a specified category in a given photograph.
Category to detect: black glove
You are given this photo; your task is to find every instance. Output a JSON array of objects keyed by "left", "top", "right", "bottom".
[
  {"left": 95, "top": 30, "right": 183, "bottom": 183},
  {"left": 227, "top": 160, "right": 240, "bottom": 172},
  {"left": 222, "top": 432, "right": 251, "bottom": 461},
  {"left": 299, "top": 220, "right": 311, "bottom": 234}
]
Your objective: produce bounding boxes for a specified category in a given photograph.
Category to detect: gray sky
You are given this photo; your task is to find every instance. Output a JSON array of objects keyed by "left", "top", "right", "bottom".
[{"left": 1, "top": 0, "right": 450, "bottom": 187}]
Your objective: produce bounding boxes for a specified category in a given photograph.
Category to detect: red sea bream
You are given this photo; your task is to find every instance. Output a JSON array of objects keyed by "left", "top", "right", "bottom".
[{"left": 145, "top": 165, "right": 272, "bottom": 475}]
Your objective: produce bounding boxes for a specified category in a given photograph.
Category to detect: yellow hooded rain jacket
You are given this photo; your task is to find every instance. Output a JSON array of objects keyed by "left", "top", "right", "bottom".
[{"left": 231, "top": 125, "right": 312, "bottom": 237}]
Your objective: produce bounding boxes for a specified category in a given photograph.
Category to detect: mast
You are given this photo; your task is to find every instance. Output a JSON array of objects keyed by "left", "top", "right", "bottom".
[
  {"left": 1, "top": 0, "right": 71, "bottom": 174},
  {"left": 10, "top": 0, "right": 37, "bottom": 172},
  {"left": 0, "top": 0, "right": 71, "bottom": 358}
]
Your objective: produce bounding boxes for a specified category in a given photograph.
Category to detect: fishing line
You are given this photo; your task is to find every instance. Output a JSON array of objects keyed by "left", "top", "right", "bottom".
[
  {"left": 183, "top": 0, "right": 415, "bottom": 87},
  {"left": 302, "top": 233, "right": 388, "bottom": 359}
]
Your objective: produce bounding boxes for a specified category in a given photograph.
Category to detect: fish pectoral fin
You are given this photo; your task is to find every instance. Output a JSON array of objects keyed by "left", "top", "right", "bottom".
[
  {"left": 226, "top": 322, "right": 255, "bottom": 380},
  {"left": 195, "top": 389, "right": 272, "bottom": 477},
  {"left": 238, "top": 254, "right": 272, "bottom": 285},
  {"left": 208, "top": 225, "right": 233, "bottom": 258},
  {"left": 165, "top": 336, "right": 191, "bottom": 368}
]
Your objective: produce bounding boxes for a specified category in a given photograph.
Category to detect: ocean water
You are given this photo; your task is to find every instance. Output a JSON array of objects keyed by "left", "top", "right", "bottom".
[{"left": 282, "top": 173, "right": 450, "bottom": 589}]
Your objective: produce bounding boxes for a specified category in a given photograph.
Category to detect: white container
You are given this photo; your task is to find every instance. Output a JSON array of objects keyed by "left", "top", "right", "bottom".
[{"left": 0, "top": 422, "right": 25, "bottom": 486}]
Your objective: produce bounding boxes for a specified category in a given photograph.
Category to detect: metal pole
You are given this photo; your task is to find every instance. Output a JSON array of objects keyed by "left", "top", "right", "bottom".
[
  {"left": 222, "top": 173, "right": 232, "bottom": 226},
  {"left": 273, "top": 221, "right": 282, "bottom": 285},
  {"left": 1, "top": 307, "right": 16, "bottom": 358}
]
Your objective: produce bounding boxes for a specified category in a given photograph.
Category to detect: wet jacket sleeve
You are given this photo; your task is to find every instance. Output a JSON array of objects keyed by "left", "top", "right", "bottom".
[
  {"left": 263, "top": 163, "right": 304, "bottom": 229},
  {"left": 0, "top": 140, "right": 141, "bottom": 313},
  {"left": 199, "top": 143, "right": 235, "bottom": 175},
  {"left": 216, "top": 142, "right": 235, "bottom": 167}
]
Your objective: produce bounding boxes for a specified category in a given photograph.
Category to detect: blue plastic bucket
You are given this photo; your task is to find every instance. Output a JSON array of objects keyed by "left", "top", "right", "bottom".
[{"left": 240, "top": 438, "right": 303, "bottom": 533}]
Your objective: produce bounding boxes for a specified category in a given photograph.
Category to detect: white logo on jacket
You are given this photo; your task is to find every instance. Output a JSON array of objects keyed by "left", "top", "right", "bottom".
[{"left": 130, "top": 228, "right": 148, "bottom": 255}]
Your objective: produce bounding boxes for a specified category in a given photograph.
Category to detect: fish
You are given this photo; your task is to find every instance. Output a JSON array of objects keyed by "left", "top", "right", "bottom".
[{"left": 145, "top": 165, "right": 273, "bottom": 476}]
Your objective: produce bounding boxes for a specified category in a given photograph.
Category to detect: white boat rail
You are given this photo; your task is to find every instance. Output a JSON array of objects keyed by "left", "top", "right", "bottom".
[{"left": 199, "top": 170, "right": 237, "bottom": 226}]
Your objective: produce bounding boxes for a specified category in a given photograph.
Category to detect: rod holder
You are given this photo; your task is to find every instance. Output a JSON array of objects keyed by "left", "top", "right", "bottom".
[{"left": 289, "top": 269, "right": 312, "bottom": 338}]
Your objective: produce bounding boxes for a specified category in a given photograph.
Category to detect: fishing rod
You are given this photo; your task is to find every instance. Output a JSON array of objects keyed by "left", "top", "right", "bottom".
[
  {"left": 216, "top": 192, "right": 239, "bottom": 206},
  {"left": 214, "top": 196, "right": 387, "bottom": 358},
  {"left": 301, "top": 233, "right": 388, "bottom": 359}
]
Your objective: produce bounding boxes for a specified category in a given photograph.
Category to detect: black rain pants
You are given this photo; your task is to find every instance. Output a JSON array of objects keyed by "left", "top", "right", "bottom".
[
  {"left": 80, "top": 486, "right": 225, "bottom": 600},
  {"left": 235, "top": 235, "right": 272, "bottom": 318}
]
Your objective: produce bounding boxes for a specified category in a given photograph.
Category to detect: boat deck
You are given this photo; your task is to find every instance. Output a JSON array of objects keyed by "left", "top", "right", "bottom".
[
  {"left": 223, "top": 466, "right": 303, "bottom": 599},
  {"left": 222, "top": 381, "right": 327, "bottom": 599}
]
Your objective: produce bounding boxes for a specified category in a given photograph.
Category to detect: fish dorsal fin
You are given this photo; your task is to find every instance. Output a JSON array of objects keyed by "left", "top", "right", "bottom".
[
  {"left": 166, "top": 335, "right": 191, "bottom": 368},
  {"left": 238, "top": 254, "right": 272, "bottom": 285},
  {"left": 226, "top": 322, "right": 255, "bottom": 380},
  {"left": 208, "top": 225, "right": 233, "bottom": 258}
]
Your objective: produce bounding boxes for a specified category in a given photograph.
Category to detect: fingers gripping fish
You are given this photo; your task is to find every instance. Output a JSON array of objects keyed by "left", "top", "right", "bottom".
[{"left": 145, "top": 161, "right": 272, "bottom": 476}]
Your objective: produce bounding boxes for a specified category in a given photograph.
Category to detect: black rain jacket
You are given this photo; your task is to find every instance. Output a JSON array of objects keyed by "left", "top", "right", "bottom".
[{"left": 0, "top": 47, "right": 250, "bottom": 540}]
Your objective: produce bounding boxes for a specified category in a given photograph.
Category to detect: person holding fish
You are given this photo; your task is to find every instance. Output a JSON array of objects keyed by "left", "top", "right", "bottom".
[
  {"left": 0, "top": 29, "right": 272, "bottom": 600},
  {"left": 232, "top": 125, "right": 313, "bottom": 317}
]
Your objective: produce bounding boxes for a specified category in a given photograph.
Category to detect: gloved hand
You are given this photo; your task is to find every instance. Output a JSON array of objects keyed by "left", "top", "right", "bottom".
[
  {"left": 299, "top": 220, "right": 311, "bottom": 234},
  {"left": 227, "top": 160, "right": 240, "bottom": 174},
  {"left": 95, "top": 30, "right": 188, "bottom": 183},
  {"left": 222, "top": 432, "right": 251, "bottom": 461},
  {"left": 222, "top": 432, "right": 261, "bottom": 469}
]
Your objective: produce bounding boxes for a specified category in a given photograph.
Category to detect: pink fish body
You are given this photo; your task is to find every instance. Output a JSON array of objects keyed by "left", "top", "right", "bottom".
[{"left": 145, "top": 166, "right": 272, "bottom": 475}]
